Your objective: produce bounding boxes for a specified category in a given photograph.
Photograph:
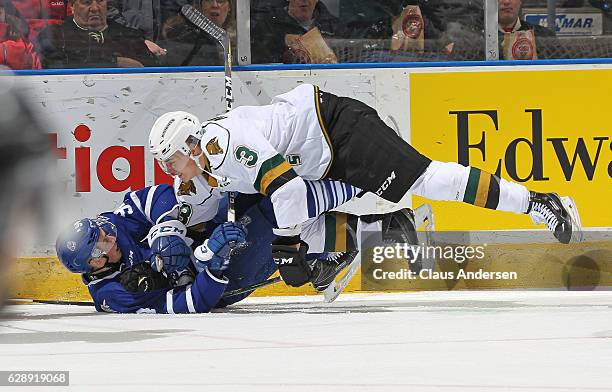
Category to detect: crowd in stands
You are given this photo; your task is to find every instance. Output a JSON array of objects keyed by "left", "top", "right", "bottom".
[{"left": 0, "top": 0, "right": 611, "bottom": 70}]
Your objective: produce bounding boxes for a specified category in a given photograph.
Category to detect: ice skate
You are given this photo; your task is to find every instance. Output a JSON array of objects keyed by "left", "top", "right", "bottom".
[
  {"left": 527, "top": 192, "right": 583, "bottom": 244},
  {"left": 382, "top": 208, "right": 422, "bottom": 272},
  {"left": 310, "top": 250, "right": 359, "bottom": 292}
]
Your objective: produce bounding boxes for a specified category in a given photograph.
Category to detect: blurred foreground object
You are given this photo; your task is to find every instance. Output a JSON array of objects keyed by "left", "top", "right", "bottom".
[{"left": 0, "top": 73, "right": 54, "bottom": 311}]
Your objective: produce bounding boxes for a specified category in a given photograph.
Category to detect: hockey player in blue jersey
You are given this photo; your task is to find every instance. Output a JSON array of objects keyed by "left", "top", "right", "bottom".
[
  {"left": 56, "top": 184, "right": 249, "bottom": 313},
  {"left": 56, "top": 181, "right": 419, "bottom": 313}
]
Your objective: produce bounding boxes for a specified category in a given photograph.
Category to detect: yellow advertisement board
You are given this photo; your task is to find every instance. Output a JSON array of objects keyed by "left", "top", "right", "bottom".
[{"left": 410, "top": 69, "right": 611, "bottom": 230}]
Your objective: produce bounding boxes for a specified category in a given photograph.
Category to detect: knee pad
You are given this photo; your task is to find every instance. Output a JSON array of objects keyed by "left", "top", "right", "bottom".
[{"left": 410, "top": 161, "right": 470, "bottom": 201}]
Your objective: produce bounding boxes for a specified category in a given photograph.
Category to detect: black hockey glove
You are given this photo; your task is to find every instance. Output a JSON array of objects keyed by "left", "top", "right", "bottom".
[
  {"left": 272, "top": 236, "right": 311, "bottom": 287},
  {"left": 119, "top": 263, "right": 170, "bottom": 293}
]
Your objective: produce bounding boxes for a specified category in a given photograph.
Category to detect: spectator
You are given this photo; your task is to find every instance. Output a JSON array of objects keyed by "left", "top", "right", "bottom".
[
  {"left": 251, "top": 0, "right": 346, "bottom": 64},
  {"left": 158, "top": 0, "right": 235, "bottom": 66},
  {"left": 358, "top": 1, "right": 451, "bottom": 60},
  {"left": 107, "top": 0, "right": 162, "bottom": 41},
  {"left": 36, "top": 0, "right": 157, "bottom": 68},
  {"left": 160, "top": 0, "right": 189, "bottom": 29},
  {"left": 498, "top": 0, "right": 558, "bottom": 59},
  {"left": 0, "top": 0, "right": 42, "bottom": 69}
]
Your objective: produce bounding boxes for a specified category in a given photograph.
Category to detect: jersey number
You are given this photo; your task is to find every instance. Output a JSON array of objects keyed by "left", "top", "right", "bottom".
[
  {"left": 286, "top": 154, "right": 302, "bottom": 166},
  {"left": 114, "top": 203, "right": 133, "bottom": 217},
  {"left": 234, "top": 145, "right": 258, "bottom": 167}
]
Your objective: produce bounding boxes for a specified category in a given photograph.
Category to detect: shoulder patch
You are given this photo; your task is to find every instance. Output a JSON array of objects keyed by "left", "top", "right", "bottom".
[
  {"left": 201, "top": 123, "right": 230, "bottom": 170},
  {"left": 205, "top": 137, "right": 224, "bottom": 155}
]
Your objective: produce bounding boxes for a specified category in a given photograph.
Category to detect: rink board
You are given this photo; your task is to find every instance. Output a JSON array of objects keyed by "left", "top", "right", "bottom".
[
  {"left": 10, "top": 63, "right": 612, "bottom": 302},
  {"left": 11, "top": 238, "right": 612, "bottom": 303}
]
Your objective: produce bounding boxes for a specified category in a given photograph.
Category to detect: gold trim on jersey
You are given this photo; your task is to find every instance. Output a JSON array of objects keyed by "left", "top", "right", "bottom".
[
  {"left": 314, "top": 85, "right": 334, "bottom": 178},
  {"left": 256, "top": 155, "right": 296, "bottom": 196}
]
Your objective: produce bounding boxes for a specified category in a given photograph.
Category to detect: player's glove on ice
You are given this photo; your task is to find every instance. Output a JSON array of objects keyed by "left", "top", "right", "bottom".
[
  {"left": 194, "top": 222, "right": 248, "bottom": 278},
  {"left": 272, "top": 236, "right": 311, "bottom": 287}
]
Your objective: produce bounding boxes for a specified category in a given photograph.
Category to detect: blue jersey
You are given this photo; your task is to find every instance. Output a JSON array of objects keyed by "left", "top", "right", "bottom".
[
  {"left": 96, "top": 185, "right": 178, "bottom": 269},
  {"left": 85, "top": 184, "right": 229, "bottom": 314},
  {"left": 89, "top": 267, "right": 228, "bottom": 314}
]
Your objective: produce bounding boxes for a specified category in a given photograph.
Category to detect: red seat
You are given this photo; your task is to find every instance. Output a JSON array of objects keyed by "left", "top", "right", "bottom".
[
  {"left": 0, "top": 23, "right": 8, "bottom": 39},
  {"left": 0, "top": 39, "right": 42, "bottom": 69},
  {"left": 11, "top": 0, "right": 69, "bottom": 20},
  {"left": 27, "top": 18, "right": 63, "bottom": 43}
]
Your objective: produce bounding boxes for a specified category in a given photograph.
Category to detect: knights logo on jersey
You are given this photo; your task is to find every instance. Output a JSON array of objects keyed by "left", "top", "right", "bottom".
[
  {"left": 178, "top": 180, "right": 197, "bottom": 196},
  {"left": 205, "top": 137, "right": 224, "bottom": 155}
]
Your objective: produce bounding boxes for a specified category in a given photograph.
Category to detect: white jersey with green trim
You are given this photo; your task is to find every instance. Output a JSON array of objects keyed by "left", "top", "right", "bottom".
[
  {"left": 200, "top": 84, "right": 333, "bottom": 228},
  {"left": 173, "top": 175, "right": 224, "bottom": 227}
]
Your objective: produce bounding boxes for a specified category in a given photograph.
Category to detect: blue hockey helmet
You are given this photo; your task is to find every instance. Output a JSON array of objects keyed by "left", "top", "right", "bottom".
[{"left": 55, "top": 217, "right": 117, "bottom": 273}]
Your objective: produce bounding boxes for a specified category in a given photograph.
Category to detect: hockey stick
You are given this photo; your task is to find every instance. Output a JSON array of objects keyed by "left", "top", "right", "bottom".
[
  {"left": 8, "top": 298, "right": 95, "bottom": 306},
  {"left": 181, "top": 4, "right": 236, "bottom": 223},
  {"left": 221, "top": 276, "right": 283, "bottom": 299},
  {"left": 8, "top": 276, "right": 283, "bottom": 308}
]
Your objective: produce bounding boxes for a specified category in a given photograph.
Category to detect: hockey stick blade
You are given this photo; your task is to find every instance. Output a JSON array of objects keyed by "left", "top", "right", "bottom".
[
  {"left": 181, "top": 4, "right": 226, "bottom": 44},
  {"left": 560, "top": 196, "right": 584, "bottom": 243}
]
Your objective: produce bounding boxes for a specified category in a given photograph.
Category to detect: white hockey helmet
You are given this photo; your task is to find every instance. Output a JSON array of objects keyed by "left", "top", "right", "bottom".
[{"left": 149, "top": 111, "right": 202, "bottom": 163}]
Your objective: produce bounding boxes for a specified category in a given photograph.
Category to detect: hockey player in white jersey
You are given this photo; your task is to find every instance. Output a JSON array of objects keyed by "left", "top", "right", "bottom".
[
  {"left": 149, "top": 84, "right": 582, "bottom": 288},
  {"left": 166, "top": 146, "right": 418, "bottom": 292}
]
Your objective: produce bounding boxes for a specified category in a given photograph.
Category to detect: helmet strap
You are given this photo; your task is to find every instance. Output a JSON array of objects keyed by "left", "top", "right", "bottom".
[
  {"left": 81, "top": 258, "right": 122, "bottom": 284},
  {"left": 191, "top": 151, "right": 208, "bottom": 173}
]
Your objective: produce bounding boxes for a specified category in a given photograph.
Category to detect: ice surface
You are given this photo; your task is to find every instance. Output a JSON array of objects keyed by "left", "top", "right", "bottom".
[{"left": 1, "top": 291, "right": 611, "bottom": 392}]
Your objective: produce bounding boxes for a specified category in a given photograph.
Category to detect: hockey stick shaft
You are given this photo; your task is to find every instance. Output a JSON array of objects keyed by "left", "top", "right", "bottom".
[
  {"left": 222, "top": 20, "right": 236, "bottom": 223},
  {"left": 181, "top": 4, "right": 235, "bottom": 222},
  {"left": 9, "top": 276, "right": 284, "bottom": 307},
  {"left": 8, "top": 298, "right": 95, "bottom": 306},
  {"left": 221, "top": 276, "right": 283, "bottom": 299}
]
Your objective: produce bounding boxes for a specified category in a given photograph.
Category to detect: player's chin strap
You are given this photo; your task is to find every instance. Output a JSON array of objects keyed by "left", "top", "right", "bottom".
[
  {"left": 81, "top": 259, "right": 123, "bottom": 285},
  {"left": 192, "top": 150, "right": 230, "bottom": 188},
  {"left": 192, "top": 150, "right": 208, "bottom": 173}
]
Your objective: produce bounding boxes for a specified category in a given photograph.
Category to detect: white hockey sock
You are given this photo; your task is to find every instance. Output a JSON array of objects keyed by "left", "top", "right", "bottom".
[{"left": 409, "top": 161, "right": 530, "bottom": 214}]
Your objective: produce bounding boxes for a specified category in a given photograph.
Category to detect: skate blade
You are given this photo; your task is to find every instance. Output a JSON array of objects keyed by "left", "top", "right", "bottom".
[
  {"left": 560, "top": 196, "right": 583, "bottom": 243},
  {"left": 413, "top": 203, "right": 435, "bottom": 231},
  {"left": 322, "top": 252, "right": 361, "bottom": 303}
]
